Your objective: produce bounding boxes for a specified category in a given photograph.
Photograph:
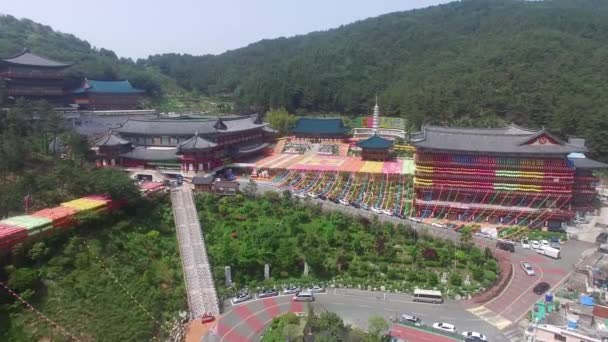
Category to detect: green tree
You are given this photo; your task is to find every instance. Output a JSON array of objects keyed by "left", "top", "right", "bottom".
[
  {"left": 89, "top": 168, "right": 141, "bottom": 203},
  {"left": 242, "top": 178, "right": 258, "bottom": 198},
  {"left": 265, "top": 108, "right": 297, "bottom": 135},
  {"left": 367, "top": 315, "right": 389, "bottom": 339}
]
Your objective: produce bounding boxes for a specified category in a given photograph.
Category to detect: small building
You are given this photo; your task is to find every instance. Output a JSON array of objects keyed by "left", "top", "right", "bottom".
[
  {"left": 73, "top": 79, "right": 145, "bottom": 110},
  {"left": 356, "top": 133, "right": 394, "bottom": 161},
  {"left": 213, "top": 181, "right": 239, "bottom": 196},
  {"left": 0, "top": 49, "right": 72, "bottom": 103},
  {"left": 291, "top": 118, "right": 349, "bottom": 140},
  {"left": 94, "top": 130, "right": 132, "bottom": 167},
  {"left": 192, "top": 176, "right": 214, "bottom": 192},
  {"left": 529, "top": 324, "right": 602, "bottom": 342}
]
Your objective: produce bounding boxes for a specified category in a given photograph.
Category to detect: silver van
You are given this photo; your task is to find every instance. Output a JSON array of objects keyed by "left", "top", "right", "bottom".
[{"left": 293, "top": 291, "right": 315, "bottom": 302}]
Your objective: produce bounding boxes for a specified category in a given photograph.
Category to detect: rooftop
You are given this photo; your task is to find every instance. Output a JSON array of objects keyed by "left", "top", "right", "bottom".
[
  {"left": 94, "top": 130, "right": 131, "bottom": 147},
  {"left": 73, "top": 80, "right": 145, "bottom": 95},
  {"left": 292, "top": 118, "right": 348, "bottom": 135},
  {"left": 178, "top": 133, "right": 217, "bottom": 150},
  {"left": 116, "top": 115, "right": 267, "bottom": 136},
  {"left": 357, "top": 134, "right": 394, "bottom": 149},
  {"left": 1, "top": 49, "right": 72, "bottom": 68},
  {"left": 413, "top": 124, "right": 586, "bottom": 155}
]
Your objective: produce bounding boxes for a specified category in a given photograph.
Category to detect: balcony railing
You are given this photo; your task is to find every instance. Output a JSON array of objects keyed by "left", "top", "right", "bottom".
[
  {"left": 0, "top": 70, "right": 66, "bottom": 79},
  {"left": 7, "top": 87, "right": 65, "bottom": 96}
]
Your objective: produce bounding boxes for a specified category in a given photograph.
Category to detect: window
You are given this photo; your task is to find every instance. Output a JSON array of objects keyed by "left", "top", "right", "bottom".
[
  {"left": 553, "top": 334, "right": 566, "bottom": 342},
  {"left": 153, "top": 137, "right": 161, "bottom": 145}
]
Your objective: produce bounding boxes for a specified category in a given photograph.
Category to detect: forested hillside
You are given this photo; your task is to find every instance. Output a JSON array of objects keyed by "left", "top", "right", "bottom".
[
  {"left": 0, "top": 15, "right": 171, "bottom": 96},
  {"left": 145, "top": 0, "right": 608, "bottom": 160}
]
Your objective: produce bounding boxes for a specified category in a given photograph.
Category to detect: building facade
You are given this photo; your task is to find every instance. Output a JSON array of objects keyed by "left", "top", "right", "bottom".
[
  {"left": 356, "top": 134, "right": 394, "bottom": 161},
  {"left": 94, "top": 115, "right": 275, "bottom": 173},
  {"left": 0, "top": 49, "right": 72, "bottom": 103},
  {"left": 73, "top": 79, "right": 144, "bottom": 110},
  {"left": 412, "top": 124, "right": 606, "bottom": 228}
]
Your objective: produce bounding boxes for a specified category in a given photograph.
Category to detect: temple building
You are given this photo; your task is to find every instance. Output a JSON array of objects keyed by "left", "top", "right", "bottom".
[
  {"left": 412, "top": 124, "right": 607, "bottom": 229},
  {"left": 93, "top": 115, "right": 275, "bottom": 173},
  {"left": 0, "top": 49, "right": 72, "bottom": 103},
  {"left": 356, "top": 134, "right": 394, "bottom": 161},
  {"left": 292, "top": 118, "right": 349, "bottom": 140},
  {"left": 72, "top": 79, "right": 145, "bottom": 110}
]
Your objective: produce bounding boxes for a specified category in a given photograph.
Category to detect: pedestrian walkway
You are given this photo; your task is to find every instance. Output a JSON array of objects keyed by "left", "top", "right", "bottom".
[{"left": 171, "top": 186, "right": 219, "bottom": 318}]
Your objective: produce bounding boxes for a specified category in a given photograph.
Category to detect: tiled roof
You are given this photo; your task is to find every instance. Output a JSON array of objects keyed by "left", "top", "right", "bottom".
[
  {"left": 120, "top": 147, "right": 178, "bottom": 161},
  {"left": 73, "top": 80, "right": 145, "bottom": 94},
  {"left": 178, "top": 134, "right": 217, "bottom": 150},
  {"left": 569, "top": 157, "right": 608, "bottom": 169},
  {"left": 94, "top": 131, "right": 131, "bottom": 147},
  {"left": 192, "top": 176, "right": 213, "bottom": 185},
  {"left": 357, "top": 134, "right": 394, "bottom": 149},
  {"left": 1, "top": 49, "right": 72, "bottom": 68},
  {"left": 292, "top": 118, "right": 348, "bottom": 135},
  {"left": 116, "top": 115, "right": 267, "bottom": 136},
  {"left": 413, "top": 124, "right": 586, "bottom": 154}
]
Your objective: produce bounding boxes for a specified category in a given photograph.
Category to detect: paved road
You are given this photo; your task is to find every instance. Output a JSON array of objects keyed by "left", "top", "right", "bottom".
[
  {"left": 171, "top": 186, "right": 220, "bottom": 318},
  {"left": 208, "top": 289, "right": 510, "bottom": 342}
]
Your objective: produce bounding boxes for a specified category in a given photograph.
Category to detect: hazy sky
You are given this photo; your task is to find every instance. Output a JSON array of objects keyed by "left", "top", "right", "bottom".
[{"left": 2, "top": 0, "right": 452, "bottom": 59}]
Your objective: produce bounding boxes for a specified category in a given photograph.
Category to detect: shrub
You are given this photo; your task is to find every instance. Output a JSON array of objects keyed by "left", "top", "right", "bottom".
[{"left": 450, "top": 273, "right": 463, "bottom": 286}]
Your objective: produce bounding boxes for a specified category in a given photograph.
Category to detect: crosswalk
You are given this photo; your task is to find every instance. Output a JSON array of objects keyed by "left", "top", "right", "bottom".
[
  {"left": 467, "top": 306, "right": 512, "bottom": 329},
  {"left": 467, "top": 306, "right": 523, "bottom": 341}
]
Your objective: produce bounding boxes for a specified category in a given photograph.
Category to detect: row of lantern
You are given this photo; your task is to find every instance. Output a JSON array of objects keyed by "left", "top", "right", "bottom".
[
  {"left": 415, "top": 166, "right": 573, "bottom": 179},
  {"left": 416, "top": 153, "right": 570, "bottom": 167},
  {"left": 415, "top": 160, "right": 573, "bottom": 172},
  {"left": 416, "top": 174, "right": 573, "bottom": 186},
  {"left": 414, "top": 179, "right": 573, "bottom": 193}
]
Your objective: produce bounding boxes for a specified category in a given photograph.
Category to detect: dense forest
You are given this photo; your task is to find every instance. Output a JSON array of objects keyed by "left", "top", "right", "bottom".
[{"left": 145, "top": 0, "right": 608, "bottom": 160}]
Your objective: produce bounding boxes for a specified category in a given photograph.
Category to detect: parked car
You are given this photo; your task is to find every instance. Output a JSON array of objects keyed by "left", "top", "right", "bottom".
[
  {"left": 521, "top": 239, "right": 530, "bottom": 249},
  {"left": 433, "top": 322, "right": 456, "bottom": 333},
  {"left": 431, "top": 222, "right": 446, "bottom": 229},
  {"left": 520, "top": 261, "right": 535, "bottom": 276},
  {"left": 540, "top": 240, "right": 550, "bottom": 248},
  {"left": 464, "top": 337, "right": 486, "bottom": 342},
  {"left": 596, "top": 232, "right": 608, "bottom": 244},
  {"left": 308, "top": 285, "right": 325, "bottom": 293},
  {"left": 549, "top": 237, "right": 561, "bottom": 249},
  {"left": 292, "top": 291, "right": 314, "bottom": 302},
  {"left": 533, "top": 282, "right": 550, "bottom": 295},
  {"left": 530, "top": 240, "right": 541, "bottom": 249},
  {"left": 446, "top": 223, "right": 457, "bottom": 230},
  {"left": 462, "top": 331, "right": 487, "bottom": 341},
  {"left": 258, "top": 288, "right": 278, "bottom": 298},
  {"left": 399, "top": 314, "right": 422, "bottom": 326},
  {"left": 232, "top": 291, "right": 252, "bottom": 304},
  {"left": 409, "top": 217, "right": 422, "bottom": 223},
  {"left": 283, "top": 286, "right": 300, "bottom": 295}
]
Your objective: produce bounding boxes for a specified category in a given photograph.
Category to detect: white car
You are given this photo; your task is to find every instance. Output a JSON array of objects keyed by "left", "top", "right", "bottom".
[
  {"left": 431, "top": 222, "right": 446, "bottom": 229},
  {"left": 283, "top": 286, "right": 300, "bottom": 295},
  {"left": 382, "top": 209, "right": 393, "bottom": 216},
  {"left": 540, "top": 240, "right": 550, "bottom": 248},
  {"left": 371, "top": 206, "right": 382, "bottom": 214},
  {"left": 520, "top": 261, "right": 535, "bottom": 276},
  {"left": 521, "top": 239, "right": 530, "bottom": 249},
  {"left": 530, "top": 240, "right": 541, "bottom": 249},
  {"left": 433, "top": 322, "right": 456, "bottom": 333},
  {"left": 409, "top": 217, "right": 422, "bottom": 223},
  {"left": 462, "top": 331, "right": 487, "bottom": 341},
  {"left": 308, "top": 285, "right": 325, "bottom": 293}
]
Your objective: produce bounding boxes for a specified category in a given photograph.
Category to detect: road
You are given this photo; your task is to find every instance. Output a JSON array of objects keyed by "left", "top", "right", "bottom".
[{"left": 207, "top": 289, "right": 510, "bottom": 342}]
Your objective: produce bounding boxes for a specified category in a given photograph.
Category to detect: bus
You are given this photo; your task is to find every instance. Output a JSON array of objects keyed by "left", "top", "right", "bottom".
[{"left": 413, "top": 289, "right": 443, "bottom": 304}]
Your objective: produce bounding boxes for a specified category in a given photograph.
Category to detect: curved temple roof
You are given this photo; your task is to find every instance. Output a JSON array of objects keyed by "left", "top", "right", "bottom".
[
  {"left": 413, "top": 124, "right": 586, "bottom": 154},
  {"left": 94, "top": 131, "right": 131, "bottom": 147},
  {"left": 116, "top": 115, "right": 267, "bottom": 136},
  {"left": 357, "top": 134, "right": 394, "bottom": 149},
  {"left": 1, "top": 49, "right": 72, "bottom": 68},
  {"left": 178, "top": 133, "right": 218, "bottom": 150}
]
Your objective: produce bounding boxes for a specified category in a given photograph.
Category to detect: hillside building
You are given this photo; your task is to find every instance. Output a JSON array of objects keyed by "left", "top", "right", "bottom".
[
  {"left": 356, "top": 134, "right": 394, "bottom": 161},
  {"left": 412, "top": 124, "right": 607, "bottom": 228},
  {"left": 0, "top": 49, "right": 72, "bottom": 103},
  {"left": 73, "top": 79, "right": 144, "bottom": 110}
]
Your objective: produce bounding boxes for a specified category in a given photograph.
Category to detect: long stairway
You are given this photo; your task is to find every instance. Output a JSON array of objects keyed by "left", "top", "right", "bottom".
[{"left": 171, "top": 186, "right": 220, "bottom": 318}]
